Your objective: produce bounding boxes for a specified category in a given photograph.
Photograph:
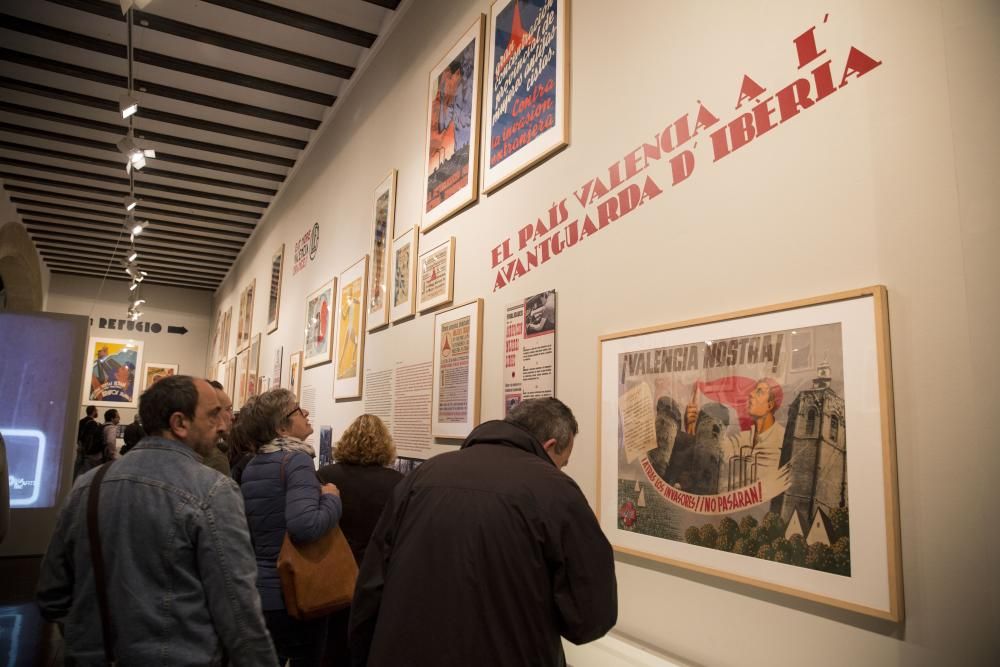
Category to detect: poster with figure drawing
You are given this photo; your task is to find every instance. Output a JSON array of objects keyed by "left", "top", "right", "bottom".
[
  {"left": 391, "top": 226, "right": 419, "bottom": 322},
  {"left": 421, "top": 16, "right": 485, "bottom": 231},
  {"left": 369, "top": 171, "right": 397, "bottom": 330},
  {"left": 598, "top": 287, "right": 903, "bottom": 620},
  {"left": 83, "top": 337, "right": 143, "bottom": 407},
  {"left": 303, "top": 280, "right": 335, "bottom": 369},
  {"left": 335, "top": 256, "right": 369, "bottom": 398},
  {"left": 483, "top": 0, "right": 570, "bottom": 192}
]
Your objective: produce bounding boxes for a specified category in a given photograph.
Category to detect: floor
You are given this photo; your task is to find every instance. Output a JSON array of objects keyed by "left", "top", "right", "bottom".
[{"left": 0, "top": 556, "right": 64, "bottom": 666}]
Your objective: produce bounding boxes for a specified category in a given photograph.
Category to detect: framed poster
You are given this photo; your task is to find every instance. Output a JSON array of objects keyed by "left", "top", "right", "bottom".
[
  {"left": 482, "top": 0, "right": 570, "bottom": 192},
  {"left": 503, "top": 289, "right": 556, "bottom": 415},
  {"left": 273, "top": 345, "right": 284, "bottom": 388},
  {"left": 303, "top": 279, "right": 336, "bottom": 369},
  {"left": 247, "top": 333, "right": 262, "bottom": 397},
  {"left": 234, "top": 347, "right": 250, "bottom": 411},
  {"left": 142, "top": 362, "right": 178, "bottom": 391},
  {"left": 334, "top": 256, "right": 369, "bottom": 399},
  {"left": 598, "top": 286, "right": 902, "bottom": 620},
  {"left": 83, "top": 337, "right": 143, "bottom": 407},
  {"left": 219, "top": 306, "right": 232, "bottom": 360},
  {"left": 421, "top": 16, "right": 485, "bottom": 232},
  {"left": 237, "top": 279, "right": 255, "bottom": 351},
  {"left": 431, "top": 299, "right": 484, "bottom": 439},
  {"left": 417, "top": 236, "right": 455, "bottom": 312},
  {"left": 225, "top": 356, "right": 236, "bottom": 401},
  {"left": 390, "top": 225, "right": 419, "bottom": 322},
  {"left": 267, "top": 244, "right": 284, "bottom": 334},
  {"left": 288, "top": 351, "right": 303, "bottom": 402},
  {"left": 368, "top": 170, "right": 397, "bottom": 331}
]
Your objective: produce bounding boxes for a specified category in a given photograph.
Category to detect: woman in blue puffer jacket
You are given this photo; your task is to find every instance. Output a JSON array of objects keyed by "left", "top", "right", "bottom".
[{"left": 238, "top": 388, "right": 342, "bottom": 666}]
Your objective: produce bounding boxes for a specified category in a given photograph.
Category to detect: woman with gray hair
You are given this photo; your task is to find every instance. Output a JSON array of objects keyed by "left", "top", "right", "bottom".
[{"left": 239, "top": 388, "right": 342, "bottom": 666}]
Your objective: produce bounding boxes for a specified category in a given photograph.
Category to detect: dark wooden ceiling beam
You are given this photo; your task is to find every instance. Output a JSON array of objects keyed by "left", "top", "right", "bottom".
[
  {"left": 46, "top": 265, "right": 218, "bottom": 291},
  {"left": 24, "top": 219, "right": 241, "bottom": 257},
  {"left": 35, "top": 239, "right": 236, "bottom": 272},
  {"left": 39, "top": 248, "right": 228, "bottom": 279},
  {"left": 6, "top": 191, "right": 257, "bottom": 229},
  {"left": 0, "top": 156, "right": 128, "bottom": 185},
  {"left": 199, "top": 0, "right": 377, "bottom": 48},
  {"left": 0, "top": 101, "right": 297, "bottom": 167},
  {"left": 361, "top": 0, "right": 402, "bottom": 9},
  {"left": 0, "top": 76, "right": 308, "bottom": 149},
  {"left": 134, "top": 181, "right": 269, "bottom": 208},
  {"left": 0, "top": 179, "right": 261, "bottom": 219},
  {"left": 13, "top": 199, "right": 254, "bottom": 237},
  {"left": 139, "top": 168, "right": 278, "bottom": 196},
  {"left": 0, "top": 13, "right": 336, "bottom": 105},
  {"left": 30, "top": 228, "right": 238, "bottom": 262},
  {"left": 19, "top": 209, "right": 248, "bottom": 247}
]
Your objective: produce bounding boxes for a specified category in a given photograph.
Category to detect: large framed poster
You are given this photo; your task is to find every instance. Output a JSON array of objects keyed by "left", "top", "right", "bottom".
[
  {"left": 267, "top": 244, "right": 284, "bottom": 334},
  {"left": 482, "top": 0, "right": 570, "bottom": 192},
  {"left": 368, "top": 170, "right": 397, "bottom": 331},
  {"left": 224, "top": 356, "right": 236, "bottom": 401},
  {"left": 237, "top": 279, "right": 255, "bottom": 351},
  {"left": 142, "top": 362, "right": 178, "bottom": 391},
  {"left": 598, "top": 286, "right": 902, "bottom": 620},
  {"left": 431, "top": 299, "right": 484, "bottom": 439},
  {"left": 303, "top": 279, "right": 336, "bottom": 369},
  {"left": 334, "top": 256, "right": 369, "bottom": 399},
  {"left": 421, "top": 15, "right": 485, "bottom": 232},
  {"left": 288, "top": 351, "right": 303, "bottom": 402},
  {"left": 417, "top": 236, "right": 455, "bottom": 312},
  {"left": 83, "top": 337, "right": 143, "bottom": 407},
  {"left": 234, "top": 347, "right": 250, "bottom": 411},
  {"left": 503, "top": 289, "right": 556, "bottom": 416},
  {"left": 247, "top": 333, "right": 262, "bottom": 397},
  {"left": 218, "top": 306, "right": 232, "bottom": 360},
  {"left": 391, "top": 225, "right": 419, "bottom": 322}
]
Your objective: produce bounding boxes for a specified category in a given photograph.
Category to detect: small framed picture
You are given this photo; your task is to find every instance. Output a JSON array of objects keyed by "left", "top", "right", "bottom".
[
  {"left": 368, "top": 170, "right": 397, "bottom": 331},
  {"left": 303, "top": 279, "right": 336, "bottom": 369},
  {"left": 234, "top": 347, "right": 250, "bottom": 410},
  {"left": 142, "top": 362, "right": 178, "bottom": 391},
  {"left": 391, "top": 225, "right": 419, "bottom": 322},
  {"left": 431, "top": 298, "right": 484, "bottom": 439},
  {"left": 334, "top": 256, "right": 369, "bottom": 399},
  {"left": 417, "top": 236, "right": 456, "bottom": 312},
  {"left": 267, "top": 244, "right": 284, "bottom": 334},
  {"left": 288, "top": 351, "right": 303, "bottom": 402},
  {"left": 247, "top": 333, "right": 262, "bottom": 397}
]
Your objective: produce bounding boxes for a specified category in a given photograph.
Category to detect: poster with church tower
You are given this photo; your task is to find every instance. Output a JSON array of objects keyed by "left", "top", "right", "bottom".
[{"left": 598, "top": 287, "right": 902, "bottom": 619}]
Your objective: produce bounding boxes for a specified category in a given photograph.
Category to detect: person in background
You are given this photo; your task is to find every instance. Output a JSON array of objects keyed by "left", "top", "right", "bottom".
[
  {"left": 121, "top": 414, "right": 146, "bottom": 455},
  {"left": 101, "top": 409, "right": 120, "bottom": 460},
  {"left": 74, "top": 406, "right": 101, "bottom": 479},
  {"left": 203, "top": 380, "right": 233, "bottom": 476},
  {"left": 349, "top": 398, "right": 618, "bottom": 667},
  {"left": 316, "top": 414, "right": 403, "bottom": 666},
  {"left": 239, "top": 388, "right": 343, "bottom": 666},
  {"left": 37, "top": 375, "right": 277, "bottom": 664},
  {"left": 229, "top": 397, "right": 257, "bottom": 485}
]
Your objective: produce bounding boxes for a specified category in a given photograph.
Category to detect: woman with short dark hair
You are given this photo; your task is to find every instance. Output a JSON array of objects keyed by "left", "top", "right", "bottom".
[{"left": 239, "top": 388, "right": 342, "bottom": 666}]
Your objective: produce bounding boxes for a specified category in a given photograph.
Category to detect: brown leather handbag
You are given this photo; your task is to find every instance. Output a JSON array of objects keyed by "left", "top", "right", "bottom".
[{"left": 276, "top": 453, "right": 358, "bottom": 620}]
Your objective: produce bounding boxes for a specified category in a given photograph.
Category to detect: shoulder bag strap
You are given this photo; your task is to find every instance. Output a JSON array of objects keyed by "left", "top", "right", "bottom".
[{"left": 87, "top": 461, "right": 117, "bottom": 666}]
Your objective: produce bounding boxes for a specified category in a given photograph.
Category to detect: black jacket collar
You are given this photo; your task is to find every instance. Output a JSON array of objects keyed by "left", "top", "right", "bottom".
[{"left": 459, "top": 420, "right": 555, "bottom": 466}]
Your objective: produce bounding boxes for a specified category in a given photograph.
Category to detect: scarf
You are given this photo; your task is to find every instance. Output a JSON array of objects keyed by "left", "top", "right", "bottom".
[{"left": 257, "top": 435, "right": 315, "bottom": 458}]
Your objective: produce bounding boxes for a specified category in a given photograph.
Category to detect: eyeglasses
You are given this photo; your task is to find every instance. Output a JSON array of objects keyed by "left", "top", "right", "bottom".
[{"left": 284, "top": 405, "right": 303, "bottom": 420}]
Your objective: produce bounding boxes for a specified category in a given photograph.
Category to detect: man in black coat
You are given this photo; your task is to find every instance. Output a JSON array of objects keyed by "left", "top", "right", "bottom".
[{"left": 349, "top": 398, "right": 618, "bottom": 667}]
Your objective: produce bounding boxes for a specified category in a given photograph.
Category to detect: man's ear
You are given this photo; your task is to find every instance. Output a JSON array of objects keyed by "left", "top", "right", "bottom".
[
  {"left": 541, "top": 438, "right": 558, "bottom": 453},
  {"left": 168, "top": 412, "right": 188, "bottom": 438}
]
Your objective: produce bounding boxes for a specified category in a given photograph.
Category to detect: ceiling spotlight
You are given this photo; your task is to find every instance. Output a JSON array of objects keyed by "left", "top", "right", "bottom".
[
  {"left": 117, "top": 132, "right": 156, "bottom": 174},
  {"left": 120, "top": 0, "right": 153, "bottom": 14},
  {"left": 125, "top": 197, "right": 137, "bottom": 211},
  {"left": 119, "top": 93, "right": 139, "bottom": 119},
  {"left": 128, "top": 250, "right": 138, "bottom": 262},
  {"left": 129, "top": 282, "right": 139, "bottom": 291},
  {"left": 128, "top": 217, "right": 149, "bottom": 236},
  {"left": 132, "top": 298, "right": 146, "bottom": 308}
]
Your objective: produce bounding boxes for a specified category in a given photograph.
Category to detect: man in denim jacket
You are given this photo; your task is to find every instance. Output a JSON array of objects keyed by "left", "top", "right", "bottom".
[{"left": 37, "top": 375, "right": 277, "bottom": 665}]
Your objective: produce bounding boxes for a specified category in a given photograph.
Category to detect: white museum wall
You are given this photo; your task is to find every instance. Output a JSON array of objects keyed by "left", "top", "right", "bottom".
[
  {"left": 212, "top": 0, "right": 999, "bottom": 664},
  {"left": 46, "top": 273, "right": 213, "bottom": 423}
]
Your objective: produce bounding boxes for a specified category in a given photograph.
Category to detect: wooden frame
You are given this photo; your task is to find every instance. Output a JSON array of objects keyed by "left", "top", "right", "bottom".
[
  {"left": 224, "top": 356, "right": 236, "bottom": 402},
  {"left": 420, "top": 15, "right": 485, "bottom": 232},
  {"left": 237, "top": 279, "right": 255, "bottom": 351},
  {"left": 267, "top": 244, "right": 284, "bottom": 334},
  {"left": 82, "top": 337, "right": 143, "bottom": 408},
  {"left": 272, "top": 345, "right": 284, "bottom": 388},
  {"left": 334, "top": 255, "right": 369, "bottom": 399},
  {"left": 597, "top": 286, "right": 902, "bottom": 620},
  {"left": 431, "top": 298, "right": 484, "bottom": 439},
  {"left": 482, "top": 0, "right": 570, "bottom": 193},
  {"left": 391, "top": 225, "right": 419, "bottom": 322},
  {"left": 141, "top": 362, "right": 178, "bottom": 391},
  {"left": 247, "top": 333, "right": 262, "bottom": 397},
  {"left": 417, "top": 236, "right": 456, "bottom": 312},
  {"left": 302, "top": 279, "right": 336, "bottom": 369},
  {"left": 234, "top": 347, "right": 250, "bottom": 411},
  {"left": 288, "top": 351, "right": 303, "bottom": 403},
  {"left": 219, "top": 306, "right": 232, "bottom": 360},
  {"left": 368, "top": 170, "right": 397, "bottom": 331}
]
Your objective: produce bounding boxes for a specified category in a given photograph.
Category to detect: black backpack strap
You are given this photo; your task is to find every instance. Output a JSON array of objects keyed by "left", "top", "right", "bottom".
[{"left": 87, "top": 461, "right": 117, "bottom": 666}]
